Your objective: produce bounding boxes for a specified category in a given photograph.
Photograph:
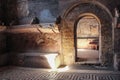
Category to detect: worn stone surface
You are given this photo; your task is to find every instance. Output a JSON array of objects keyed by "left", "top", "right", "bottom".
[
  {"left": 59, "top": 0, "right": 116, "bottom": 16},
  {"left": 0, "top": 0, "right": 119, "bottom": 70},
  {"left": 9, "top": 52, "right": 61, "bottom": 68},
  {"left": 114, "top": 29, "right": 120, "bottom": 53},
  {"left": 60, "top": 0, "right": 113, "bottom": 66},
  {"left": 6, "top": 25, "right": 61, "bottom": 53},
  {"left": 0, "top": 0, "right": 119, "bottom": 25},
  {"left": 1, "top": 0, "right": 18, "bottom": 25},
  {"left": 0, "top": 67, "right": 119, "bottom": 80},
  {"left": 114, "top": 28, "right": 120, "bottom": 70},
  {"left": 61, "top": 20, "right": 75, "bottom": 65},
  {"left": 17, "top": 0, "right": 29, "bottom": 18},
  {"left": 28, "top": 0, "right": 58, "bottom": 23},
  {"left": 0, "top": 0, "right": 2, "bottom": 23},
  {"left": 0, "top": 26, "right": 6, "bottom": 54},
  {"left": 6, "top": 24, "right": 61, "bottom": 68},
  {"left": 0, "top": 26, "right": 7, "bottom": 66}
]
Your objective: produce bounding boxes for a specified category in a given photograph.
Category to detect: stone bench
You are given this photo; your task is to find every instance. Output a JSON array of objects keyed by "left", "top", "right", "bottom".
[{"left": 10, "top": 52, "right": 60, "bottom": 68}]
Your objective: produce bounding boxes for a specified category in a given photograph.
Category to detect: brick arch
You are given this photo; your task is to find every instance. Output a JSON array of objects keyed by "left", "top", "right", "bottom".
[
  {"left": 60, "top": 1, "right": 114, "bottom": 66},
  {"left": 62, "top": 0, "right": 113, "bottom": 19}
]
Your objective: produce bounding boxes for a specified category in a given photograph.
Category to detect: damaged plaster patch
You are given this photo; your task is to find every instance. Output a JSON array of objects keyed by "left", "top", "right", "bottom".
[{"left": 39, "top": 9, "right": 56, "bottom": 23}]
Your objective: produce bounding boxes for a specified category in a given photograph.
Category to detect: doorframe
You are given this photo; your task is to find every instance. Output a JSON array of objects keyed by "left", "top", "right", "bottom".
[{"left": 74, "top": 13, "right": 102, "bottom": 64}]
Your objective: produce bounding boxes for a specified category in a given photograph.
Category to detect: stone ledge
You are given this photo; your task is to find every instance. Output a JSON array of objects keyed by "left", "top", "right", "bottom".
[
  {"left": 18, "top": 52, "right": 58, "bottom": 56},
  {"left": 6, "top": 24, "right": 60, "bottom": 33}
]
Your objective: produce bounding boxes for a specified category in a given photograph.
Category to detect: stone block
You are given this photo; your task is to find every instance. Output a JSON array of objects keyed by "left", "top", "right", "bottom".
[{"left": 10, "top": 52, "right": 60, "bottom": 68}]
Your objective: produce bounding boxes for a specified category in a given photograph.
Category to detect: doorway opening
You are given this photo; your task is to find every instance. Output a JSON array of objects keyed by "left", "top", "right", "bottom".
[{"left": 75, "top": 13, "right": 101, "bottom": 64}]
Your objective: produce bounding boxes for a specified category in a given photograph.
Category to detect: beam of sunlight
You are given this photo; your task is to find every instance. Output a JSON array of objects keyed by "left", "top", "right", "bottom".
[{"left": 45, "top": 54, "right": 58, "bottom": 71}]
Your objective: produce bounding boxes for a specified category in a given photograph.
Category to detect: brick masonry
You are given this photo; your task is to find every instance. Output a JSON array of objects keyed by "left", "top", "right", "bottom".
[
  {"left": 0, "top": 0, "right": 119, "bottom": 70},
  {"left": 60, "top": 0, "right": 113, "bottom": 66}
]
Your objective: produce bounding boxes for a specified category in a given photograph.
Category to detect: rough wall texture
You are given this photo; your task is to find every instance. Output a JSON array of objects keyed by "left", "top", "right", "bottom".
[
  {"left": 6, "top": 25, "right": 61, "bottom": 53},
  {"left": 7, "top": 33, "right": 60, "bottom": 53},
  {"left": 1, "top": 0, "right": 119, "bottom": 25},
  {"left": 28, "top": 0, "right": 58, "bottom": 23},
  {"left": 2, "top": 0, "right": 18, "bottom": 25},
  {"left": 1, "top": 0, "right": 29, "bottom": 25},
  {"left": 114, "top": 28, "right": 120, "bottom": 70},
  {"left": 0, "top": 1, "right": 2, "bottom": 22},
  {"left": 59, "top": 0, "right": 117, "bottom": 16},
  {"left": 59, "top": 0, "right": 113, "bottom": 66},
  {"left": 0, "top": 26, "right": 6, "bottom": 54},
  {"left": 6, "top": 24, "right": 61, "bottom": 68},
  {"left": 1, "top": 0, "right": 58, "bottom": 25},
  {"left": 0, "top": 26, "right": 7, "bottom": 66},
  {"left": 0, "top": 0, "right": 119, "bottom": 69},
  {"left": 60, "top": 20, "right": 75, "bottom": 65},
  {"left": 115, "top": 29, "right": 120, "bottom": 53}
]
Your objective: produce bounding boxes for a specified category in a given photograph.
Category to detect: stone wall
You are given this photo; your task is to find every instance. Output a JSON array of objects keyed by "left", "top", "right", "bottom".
[
  {"left": 28, "top": 0, "right": 58, "bottom": 23},
  {"left": 59, "top": 0, "right": 117, "bottom": 16},
  {"left": 115, "top": 29, "right": 120, "bottom": 53},
  {"left": 0, "top": 0, "right": 59, "bottom": 25},
  {"left": 0, "top": 0, "right": 2, "bottom": 21},
  {"left": 6, "top": 24, "right": 61, "bottom": 68},
  {"left": 114, "top": 28, "right": 120, "bottom": 70},
  {"left": 1, "top": 0, "right": 29, "bottom": 25},
  {"left": 0, "top": 0, "right": 119, "bottom": 69},
  {"left": 1, "top": 0, "right": 118, "bottom": 25},
  {"left": 2, "top": 0, "right": 18, "bottom": 25},
  {"left": 60, "top": 20, "right": 75, "bottom": 65},
  {"left": 0, "top": 26, "right": 7, "bottom": 66},
  {"left": 59, "top": 0, "right": 113, "bottom": 66},
  {"left": 0, "top": 26, "right": 6, "bottom": 54},
  {"left": 6, "top": 25, "right": 61, "bottom": 53}
]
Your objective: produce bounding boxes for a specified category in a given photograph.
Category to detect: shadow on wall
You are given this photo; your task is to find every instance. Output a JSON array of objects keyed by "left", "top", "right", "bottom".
[{"left": 0, "top": 54, "right": 8, "bottom": 66}]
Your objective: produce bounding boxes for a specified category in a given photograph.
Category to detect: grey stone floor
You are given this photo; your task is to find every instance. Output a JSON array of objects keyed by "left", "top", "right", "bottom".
[{"left": 0, "top": 66, "right": 119, "bottom": 80}]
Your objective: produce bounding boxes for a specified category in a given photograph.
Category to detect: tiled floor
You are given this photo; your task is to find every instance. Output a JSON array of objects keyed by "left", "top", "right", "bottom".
[{"left": 0, "top": 66, "right": 119, "bottom": 80}]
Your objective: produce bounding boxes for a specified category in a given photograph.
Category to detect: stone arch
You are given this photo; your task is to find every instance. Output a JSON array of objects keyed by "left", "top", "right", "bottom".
[
  {"left": 62, "top": 1, "right": 113, "bottom": 19},
  {"left": 60, "top": 1, "right": 114, "bottom": 66}
]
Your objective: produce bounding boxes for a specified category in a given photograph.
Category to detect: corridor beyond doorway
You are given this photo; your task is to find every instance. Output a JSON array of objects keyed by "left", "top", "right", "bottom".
[{"left": 75, "top": 14, "right": 101, "bottom": 64}]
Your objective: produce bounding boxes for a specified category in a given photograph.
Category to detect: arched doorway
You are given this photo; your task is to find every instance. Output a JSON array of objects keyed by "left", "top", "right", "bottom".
[
  {"left": 61, "top": 1, "right": 113, "bottom": 66},
  {"left": 75, "top": 13, "right": 101, "bottom": 64}
]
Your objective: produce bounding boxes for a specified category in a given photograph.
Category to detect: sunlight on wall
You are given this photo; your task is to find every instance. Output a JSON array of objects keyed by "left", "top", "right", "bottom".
[{"left": 45, "top": 54, "right": 69, "bottom": 72}]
